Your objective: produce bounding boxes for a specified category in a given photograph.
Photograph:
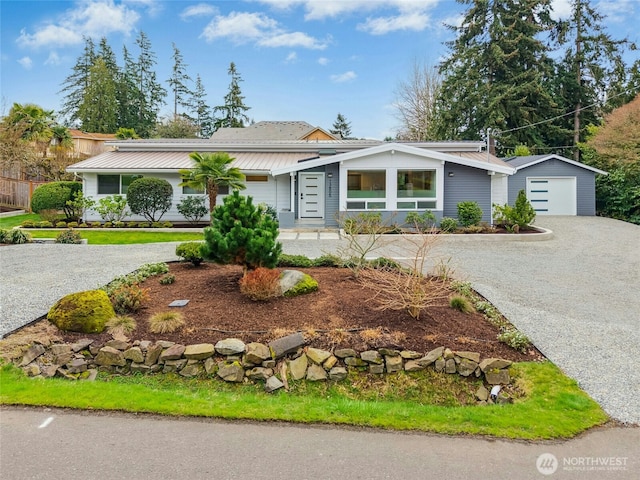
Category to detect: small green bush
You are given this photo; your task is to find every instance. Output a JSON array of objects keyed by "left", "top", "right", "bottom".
[
  {"left": 175, "top": 242, "right": 204, "bottom": 266},
  {"left": 78, "top": 223, "right": 89, "bottom": 228},
  {"left": 277, "top": 254, "right": 313, "bottom": 268},
  {"left": 449, "top": 295, "right": 474, "bottom": 313},
  {"left": 55, "top": 228, "right": 82, "bottom": 244},
  {"left": 177, "top": 196, "right": 208, "bottom": 224},
  {"left": 126, "top": 177, "right": 173, "bottom": 222},
  {"left": 20, "top": 220, "right": 36, "bottom": 228},
  {"left": 127, "top": 221, "right": 138, "bottom": 228},
  {"left": 37, "top": 221, "right": 53, "bottom": 228},
  {"left": 138, "top": 222, "right": 150, "bottom": 228},
  {"left": 498, "top": 329, "right": 531, "bottom": 352},
  {"left": 91, "top": 222, "right": 102, "bottom": 228},
  {"left": 93, "top": 195, "right": 130, "bottom": 222},
  {"left": 159, "top": 274, "right": 176, "bottom": 285},
  {"left": 5, "top": 229, "right": 32, "bottom": 244},
  {"left": 457, "top": 201, "right": 483, "bottom": 227},
  {"left": 312, "top": 254, "right": 343, "bottom": 267},
  {"left": 405, "top": 211, "right": 436, "bottom": 231},
  {"left": 55, "top": 221, "right": 67, "bottom": 228},
  {"left": 67, "top": 221, "right": 78, "bottom": 228},
  {"left": 137, "top": 262, "right": 169, "bottom": 277},
  {"left": 103, "top": 221, "right": 113, "bottom": 228},
  {"left": 113, "top": 221, "right": 125, "bottom": 228},
  {"left": 0, "top": 229, "right": 7, "bottom": 243},
  {"left": 439, "top": 217, "right": 458, "bottom": 233},
  {"left": 162, "top": 221, "right": 173, "bottom": 228},
  {"left": 109, "top": 284, "right": 148, "bottom": 314},
  {"left": 493, "top": 189, "right": 536, "bottom": 232}
]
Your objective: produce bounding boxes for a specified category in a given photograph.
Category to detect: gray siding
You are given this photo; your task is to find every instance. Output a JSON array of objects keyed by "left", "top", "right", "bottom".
[
  {"left": 443, "top": 163, "right": 492, "bottom": 222},
  {"left": 508, "top": 159, "right": 597, "bottom": 215},
  {"left": 324, "top": 163, "right": 340, "bottom": 227}
]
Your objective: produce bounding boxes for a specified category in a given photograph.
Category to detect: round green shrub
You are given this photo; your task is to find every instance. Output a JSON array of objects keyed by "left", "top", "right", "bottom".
[
  {"left": 457, "top": 201, "right": 483, "bottom": 227},
  {"left": 277, "top": 254, "right": 313, "bottom": 268},
  {"left": 48, "top": 289, "right": 115, "bottom": 333},
  {"left": 175, "top": 242, "right": 204, "bottom": 266},
  {"left": 439, "top": 217, "right": 458, "bottom": 233},
  {"left": 7, "top": 229, "right": 32, "bottom": 244},
  {"left": 126, "top": 177, "right": 173, "bottom": 222},
  {"left": 37, "top": 221, "right": 53, "bottom": 228},
  {"left": 55, "top": 221, "right": 67, "bottom": 228},
  {"left": 55, "top": 228, "right": 82, "bottom": 244},
  {"left": 30, "top": 181, "right": 82, "bottom": 216}
]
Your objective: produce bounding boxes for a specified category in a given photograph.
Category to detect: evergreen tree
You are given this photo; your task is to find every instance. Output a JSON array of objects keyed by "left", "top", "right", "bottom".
[
  {"left": 330, "top": 113, "right": 352, "bottom": 139},
  {"left": 79, "top": 57, "right": 118, "bottom": 133},
  {"left": 213, "top": 62, "right": 250, "bottom": 130},
  {"left": 167, "top": 43, "right": 193, "bottom": 118},
  {"left": 117, "top": 45, "right": 141, "bottom": 130},
  {"left": 59, "top": 37, "right": 95, "bottom": 125},
  {"left": 153, "top": 115, "right": 199, "bottom": 138},
  {"left": 552, "top": 0, "right": 633, "bottom": 159},
  {"left": 190, "top": 74, "right": 213, "bottom": 137},
  {"left": 132, "top": 31, "right": 167, "bottom": 137},
  {"left": 436, "top": 0, "right": 560, "bottom": 154}
]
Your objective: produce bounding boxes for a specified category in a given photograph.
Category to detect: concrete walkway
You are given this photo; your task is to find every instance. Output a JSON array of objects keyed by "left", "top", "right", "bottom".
[{"left": 0, "top": 217, "right": 638, "bottom": 424}]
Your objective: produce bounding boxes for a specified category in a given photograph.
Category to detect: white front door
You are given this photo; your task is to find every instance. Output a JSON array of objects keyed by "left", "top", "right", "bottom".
[
  {"left": 526, "top": 177, "right": 577, "bottom": 215},
  {"left": 299, "top": 172, "right": 325, "bottom": 218}
]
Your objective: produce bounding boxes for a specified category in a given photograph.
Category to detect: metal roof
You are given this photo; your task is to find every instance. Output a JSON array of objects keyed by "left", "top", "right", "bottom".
[
  {"left": 503, "top": 154, "right": 608, "bottom": 174},
  {"left": 67, "top": 151, "right": 319, "bottom": 172},
  {"left": 210, "top": 121, "right": 339, "bottom": 141}
]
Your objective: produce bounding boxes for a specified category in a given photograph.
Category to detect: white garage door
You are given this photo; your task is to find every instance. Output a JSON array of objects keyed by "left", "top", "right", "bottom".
[{"left": 526, "top": 177, "right": 577, "bottom": 215}]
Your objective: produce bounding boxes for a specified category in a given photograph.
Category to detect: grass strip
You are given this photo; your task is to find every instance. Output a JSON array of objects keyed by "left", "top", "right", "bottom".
[
  {"left": 0, "top": 361, "right": 607, "bottom": 439},
  {"left": 28, "top": 230, "right": 204, "bottom": 244}
]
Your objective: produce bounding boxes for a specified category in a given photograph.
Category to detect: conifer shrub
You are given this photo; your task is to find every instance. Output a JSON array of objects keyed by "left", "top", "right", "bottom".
[
  {"left": 203, "top": 191, "right": 282, "bottom": 270},
  {"left": 277, "top": 254, "right": 313, "bottom": 268},
  {"left": 493, "top": 189, "right": 536, "bottom": 232},
  {"left": 439, "top": 217, "right": 458, "bottom": 233},
  {"left": 239, "top": 267, "right": 282, "bottom": 301},
  {"left": 175, "top": 242, "right": 204, "bottom": 266},
  {"left": 457, "top": 201, "right": 483, "bottom": 227}
]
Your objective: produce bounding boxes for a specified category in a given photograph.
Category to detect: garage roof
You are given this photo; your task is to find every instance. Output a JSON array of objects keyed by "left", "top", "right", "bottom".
[{"left": 503, "top": 154, "right": 608, "bottom": 175}]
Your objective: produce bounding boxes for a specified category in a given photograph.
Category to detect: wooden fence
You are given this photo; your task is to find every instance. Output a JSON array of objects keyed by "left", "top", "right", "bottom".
[{"left": 0, "top": 177, "right": 47, "bottom": 210}]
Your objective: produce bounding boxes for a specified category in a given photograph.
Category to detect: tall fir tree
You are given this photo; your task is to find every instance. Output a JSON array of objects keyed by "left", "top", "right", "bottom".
[
  {"left": 330, "top": 113, "right": 352, "bottom": 139},
  {"left": 213, "top": 62, "right": 250, "bottom": 130},
  {"left": 117, "top": 45, "right": 141, "bottom": 132},
  {"left": 435, "top": 0, "right": 560, "bottom": 154},
  {"left": 552, "top": 0, "right": 632, "bottom": 159},
  {"left": 59, "top": 37, "right": 95, "bottom": 126},
  {"left": 78, "top": 57, "right": 118, "bottom": 133},
  {"left": 190, "top": 74, "right": 213, "bottom": 137},
  {"left": 167, "top": 43, "right": 193, "bottom": 118},
  {"left": 132, "top": 31, "right": 167, "bottom": 137}
]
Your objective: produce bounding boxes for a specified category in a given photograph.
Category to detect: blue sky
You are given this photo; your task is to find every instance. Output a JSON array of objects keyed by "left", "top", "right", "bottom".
[{"left": 1, "top": 0, "right": 638, "bottom": 139}]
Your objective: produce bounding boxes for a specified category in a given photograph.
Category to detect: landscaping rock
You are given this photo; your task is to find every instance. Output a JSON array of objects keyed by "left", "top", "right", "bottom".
[
  {"left": 475, "top": 385, "right": 489, "bottom": 401},
  {"left": 328, "top": 366, "right": 348, "bottom": 381},
  {"left": 94, "top": 346, "right": 126, "bottom": 367},
  {"left": 70, "top": 339, "right": 94, "bottom": 352},
  {"left": 404, "top": 360, "right": 425, "bottom": 372},
  {"left": 306, "top": 347, "right": 331, "bottom": 365},
  {"left": 217, "top": 361, "right": 245, "bottom": 382},
  {"left": 306, "top": 364, "right": 328, "bottom": 381},
  {"left": 105, "top": 339, "right": 129, "bottom": 351},
  {"left": 145, "top": 343, "right": 163, "bottom": 366},
  {"left": 268, "top": 333, "right": 304, "bottom": 359},
  {"left": 244, "top": 342, "right": 270, "bottom": 364},
  {"left": 24, "top": 364, "right": 41, "bottom": 377},
  {"left": 280, "top": 270, "right": 318, "bottom": 297},
  {"left": 344, "top": 357, "right": 367, "bottom": 367},
  {"left": 360, "top": 350, "right": 383, "bottom": 364},
  {"left": 130, "top": 363, "right": 151, "bottom": 374},
  {"left": 369, "top": 364, "right": 385, "bottom": 374},
  {"left": 47, "top": 290, "right": 114, "bottom": 334},
  {"left": 124, "top": 347, "right": 144, "bottom": 363},
  {"left": 279, "top": 269, "right": 307, "bottom": 294},
  {"left": 80, "top": 369, "right": 98, "bottom": 381},
  {"left": 41, "top": 365, "right": 58, "bottom": 378},
  {"left": 203, "top": 357, "right": 216, "bottom": 375},
  {"left": 157, "top": 340, "right": 175, "bottom": 348},
  {"left": 485, "top": 369, "right": 511, "bottom": 385},
  {"left": 179, "top": 363, "right": 204, "bottom": 377},
  {"left": 334, "top": 348, "right": 357, "bottom": 358},
  {"left": 215, "top": 338, "right": 246, "bottom": 356},
  {"left": 265, "top": 375, "right": 284, "bottom": 393},
  {"left": 385, "top": 355, "right": 403, "bottom": 373},
  {"left": 443, "top": 348, "right": 454, "bottom": 359},
  {"left": 50, "top": 344, "right": 72, "bottom": 356},
  {"left": 445, "top": 358, "right": 457, "bottom": 374},
  {"left": 400, "top": 350, "right": 422, "bottom": 359},
  {"left": 247, "top": 367, "right": 273, "bottom": 381},
  {"left": 160, "top": 344, "right": 186, "bottom": 361},
  {"left": 479, "top": 358, "right": 512, "bottom": 372},
  {"left": 417, "top": 346, "right": 444, "bottom": 366},
  {"left": 19, "top": 344, "right": 45, "bottom": 366},
  {"left": 67, "top": 358, "right": 88, "bottom": 374},
  {"left": 323, "top": 355, "right": 338, "bottom": 370},
  {"left": 184, "top": 343, "right": 215, "bottom": 360},
  {"left": 379, "top": 348, "right": 400, "bottom": 357},
  {"left": 288, "top": 354, "right": 308, "bottom": 381},
  {"left": 457, "top": 359, "right": 478, "bottom": 377},
  {"left": 54, "top": 351, "right": 73, "bottom": 366},
  {"left": 434, "top": 358, "right": 445, "bottom": 373},
  {"left": 456, "top": 351, "right": 481, "bottom": 363}
]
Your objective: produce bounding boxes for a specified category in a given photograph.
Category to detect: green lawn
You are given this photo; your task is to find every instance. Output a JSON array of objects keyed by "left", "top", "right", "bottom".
[
  {"left": 29, "top": 229, "right": 204, "bottom": 244},
  {"left": 0, "top": 213, "right": 41, "bottom": 229},
  {"left": 0, "top": 361, "right": 608, "bottom": 439}
]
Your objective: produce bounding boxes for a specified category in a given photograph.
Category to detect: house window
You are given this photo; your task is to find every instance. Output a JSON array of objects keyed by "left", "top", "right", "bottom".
[
  {"left": 347, "top": 170, "right": 386, "bottom": 198},
  {"left": 246, "top": 175, "right": 268, "bottom": 182},
  {"left": 97, "top": 174, "right": 142, "bottom": 194},
  {"left": 397, "top": 170, "right": 435, "bottom": 198},
  {"left": 182, "top": 185, "right": 205, "bottom": 194}
]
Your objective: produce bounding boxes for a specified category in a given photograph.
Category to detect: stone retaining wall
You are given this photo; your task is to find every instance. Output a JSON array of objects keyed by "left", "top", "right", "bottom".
[{"left": 16, "top": 333, "right": 514, "bottom": 403}]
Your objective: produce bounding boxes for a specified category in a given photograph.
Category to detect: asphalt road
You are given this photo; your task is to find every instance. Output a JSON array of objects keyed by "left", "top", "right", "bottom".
[{"left": 1, "top": 407, "right": 638, "bottom": 480}]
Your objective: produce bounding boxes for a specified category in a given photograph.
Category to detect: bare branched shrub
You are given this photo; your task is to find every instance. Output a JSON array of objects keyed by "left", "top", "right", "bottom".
[
  {"left": 358, "top": 227, "right": 449, "bottom": 320},
  {"left": 337, "top": 212, "right": 396, "bottom": 275}
]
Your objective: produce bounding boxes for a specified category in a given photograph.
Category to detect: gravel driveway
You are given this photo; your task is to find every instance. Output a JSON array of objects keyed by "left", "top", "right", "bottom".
[{"left": 1, "top": 217, "right": 638, "bottom": 424}]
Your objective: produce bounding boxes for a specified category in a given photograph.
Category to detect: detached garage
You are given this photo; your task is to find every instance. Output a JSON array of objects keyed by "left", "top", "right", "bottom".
[{"left": 504, "top": 155, "right": 607, "bottom": 216}]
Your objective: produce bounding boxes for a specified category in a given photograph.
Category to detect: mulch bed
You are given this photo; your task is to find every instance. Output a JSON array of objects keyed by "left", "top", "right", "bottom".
[{"left": 57, "top": 262, "right": 543, "bottom": 363}]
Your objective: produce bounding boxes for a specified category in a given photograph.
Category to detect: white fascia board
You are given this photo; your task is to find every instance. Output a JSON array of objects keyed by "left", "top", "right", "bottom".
[{"left": 514, "top": 154, "right": 608, "bottom": 175}]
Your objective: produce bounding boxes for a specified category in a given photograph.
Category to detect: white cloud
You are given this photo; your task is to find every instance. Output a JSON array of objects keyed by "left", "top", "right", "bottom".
[
  {"left": 550, "top": 0, "right": 572, "bottom": 20},
  {"left": 201, "top": 11, "right": 327, "bottom": 49},
  {"left": 17, "top": 0, "right": 140, "bottom": 49},
  {"left": 258, "top": 31, "right": 327, "bottom": 49},
  {"left": 18, "top": 57, "right": 33, "bottom": 69},
  {"left": 358, "top": 12, "right": 431, "bottom": 35},
  {"left": 330, "top": 71, "right": 357, "bottom": 83},
  {"left": 284, "top": 51, "right": 297, "bottom": 63},
  {"left": 318, "top": 57, "right": 329, "bottom": 66},
  {"left": 180, "top": 3, "right": 218, "bottom": 21},
  {"left": 44, "top": 51, "right": 61, "bottom": 66}
]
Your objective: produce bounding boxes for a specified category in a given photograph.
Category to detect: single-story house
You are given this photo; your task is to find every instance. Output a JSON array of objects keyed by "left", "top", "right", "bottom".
[
  {"left": 66, "top": 131, "right": 607, "bottom": 227},
  {"left": 67, "top": 138, "right": 517, "bottom": 227},
  {"left": 503, "top": 154, "right": 607, "bottom": 216}
]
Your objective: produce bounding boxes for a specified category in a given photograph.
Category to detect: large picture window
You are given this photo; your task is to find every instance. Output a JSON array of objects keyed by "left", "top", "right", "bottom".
[
  {"left": 397, "top": 170, "right": 435, "bottom": 198},
  {"left": 347, "top": 170, "right": 386, "bottom": 198},
  {"left": 97, "top": 174, "right": 143, "bottom": 194}
]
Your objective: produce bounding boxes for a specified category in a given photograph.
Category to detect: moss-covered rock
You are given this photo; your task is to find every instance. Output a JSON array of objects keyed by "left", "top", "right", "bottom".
[
  {"left": 283, "top": 272, "right": 318, "bottom": 297},
  {"left": 47, "top": 290, "right": 115, "bottom": 334}
]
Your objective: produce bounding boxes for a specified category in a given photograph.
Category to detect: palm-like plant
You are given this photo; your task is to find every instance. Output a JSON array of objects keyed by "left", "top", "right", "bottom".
[{"left": 178, "top": 152, "right": 246, "bottom": 212}]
